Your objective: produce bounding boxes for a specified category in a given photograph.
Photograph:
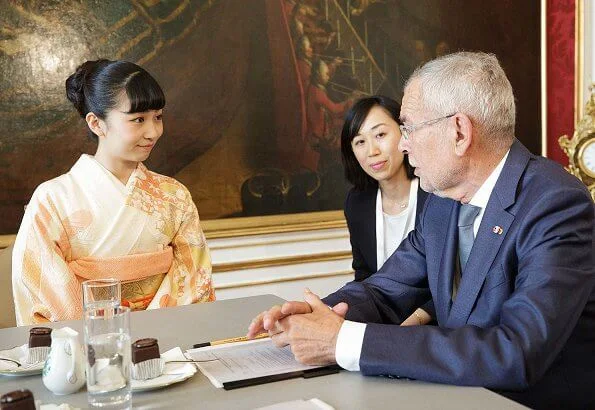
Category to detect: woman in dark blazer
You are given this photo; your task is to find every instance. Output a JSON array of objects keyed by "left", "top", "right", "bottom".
[{"left": 341, "top": 96, "right": 431, "bottom": 325}]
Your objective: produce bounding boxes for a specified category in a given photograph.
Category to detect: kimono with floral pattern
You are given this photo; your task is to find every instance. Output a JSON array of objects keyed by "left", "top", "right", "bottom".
[{"left": 12, "top": 154, "right": 215, "bottom": 326}]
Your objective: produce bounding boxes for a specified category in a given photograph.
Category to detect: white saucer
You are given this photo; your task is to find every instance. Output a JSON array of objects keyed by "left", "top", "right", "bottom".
[
  {"left": 0, "top": 344, "right": 45, "bottom": 376},
  {"left": 131, "top": 347, "right": 197, "bottom": 392}
]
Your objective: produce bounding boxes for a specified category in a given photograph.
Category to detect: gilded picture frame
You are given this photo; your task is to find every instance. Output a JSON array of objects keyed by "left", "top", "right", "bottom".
[{"left": 0, "top": 0, "right": 547, "bottom": 246}]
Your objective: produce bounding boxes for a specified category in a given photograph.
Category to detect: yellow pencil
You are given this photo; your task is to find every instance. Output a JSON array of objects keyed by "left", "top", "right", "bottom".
[{"left": 193, "top": 332, "right": 269, "bottom": 348}]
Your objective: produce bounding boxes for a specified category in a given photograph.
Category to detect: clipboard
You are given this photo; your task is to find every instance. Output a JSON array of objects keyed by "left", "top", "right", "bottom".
[
  {"left": 186, "top": 338, "right": 341, "bottom": 390},
  {"left": 222, "top": 365, "right": 341, "bottom": 390}
]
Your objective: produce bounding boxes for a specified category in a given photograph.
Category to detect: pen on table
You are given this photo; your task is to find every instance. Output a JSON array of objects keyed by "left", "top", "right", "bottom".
[{"left": 192, "top": 332, "right": 269, "bottom": 348}]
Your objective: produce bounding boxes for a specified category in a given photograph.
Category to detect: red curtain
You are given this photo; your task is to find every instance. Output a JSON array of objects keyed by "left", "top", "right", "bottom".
[{"left": 546, "top": 0, "right": 576, "bottom": 165}]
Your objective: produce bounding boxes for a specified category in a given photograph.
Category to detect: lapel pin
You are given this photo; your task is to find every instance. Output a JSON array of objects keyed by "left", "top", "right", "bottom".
[{"left": 492, "top": 225, "right": 503, "bottom": 235}]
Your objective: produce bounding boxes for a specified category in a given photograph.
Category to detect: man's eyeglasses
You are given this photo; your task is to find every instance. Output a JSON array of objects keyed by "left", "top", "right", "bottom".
[{"left": 399, "top": 113, "right": 455, "bottom": 140}]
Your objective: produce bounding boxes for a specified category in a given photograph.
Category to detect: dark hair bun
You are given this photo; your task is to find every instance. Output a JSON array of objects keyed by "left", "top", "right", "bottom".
[{"left": 65, "top": 59, "right": 110, "bottom": 117}]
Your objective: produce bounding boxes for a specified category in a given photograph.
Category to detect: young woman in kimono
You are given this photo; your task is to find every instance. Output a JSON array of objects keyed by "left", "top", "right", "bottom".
[
  {"left": 341, "top": 96, "right": 432, "bottom": 326},
  {"left": 12, "top": 60, "right": 215, "bottom": 326}
]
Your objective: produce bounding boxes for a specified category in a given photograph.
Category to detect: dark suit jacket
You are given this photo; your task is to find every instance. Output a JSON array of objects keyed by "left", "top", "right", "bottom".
[
  {"left": 344, "top": 183, "right": 429, "bottom": 282},
  {"left": 325, "top": 140, "right": 595, "bottom": 409}
]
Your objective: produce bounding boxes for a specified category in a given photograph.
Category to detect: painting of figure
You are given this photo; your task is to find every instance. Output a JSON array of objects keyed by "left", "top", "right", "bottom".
[{"left": 0, "top": 0, "right": 540, "bottom": 234}]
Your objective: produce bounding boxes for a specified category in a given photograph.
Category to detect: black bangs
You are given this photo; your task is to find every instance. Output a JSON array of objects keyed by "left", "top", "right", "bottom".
[
  {"left": 124, "top": 70, "right": 165, "bottom": 113},
  {"left": 348, "top": 100, "right": 374, "bottom": 142}
]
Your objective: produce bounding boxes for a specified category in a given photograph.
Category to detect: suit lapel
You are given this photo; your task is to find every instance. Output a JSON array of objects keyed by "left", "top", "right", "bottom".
[
  {"left": 433, "top": 201, "right": 459, "bottom": 324},
  {"left": 446, "top": 140, "right": 530, "bottom": 327},
  {"left": 446, "top": 205, "right": 514, "bottom": 327},
  {"left": 415, "top": 187, "right": 429, "bottom": 226}
]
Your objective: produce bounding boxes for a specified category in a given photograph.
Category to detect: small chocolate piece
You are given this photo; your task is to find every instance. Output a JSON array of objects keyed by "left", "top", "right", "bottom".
[
  {"left": 0, "top": 389, "right": 35, "bottom": 410},
  {"left": 131, "top": 338, "right": 160, "bottom": 364},
  {"left": 28, "top": 327, "right": 52, "bottom": 348}
]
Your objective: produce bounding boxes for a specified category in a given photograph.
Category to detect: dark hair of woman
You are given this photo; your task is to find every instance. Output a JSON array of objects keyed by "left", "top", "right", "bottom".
[
  {"left": 340, "top": 95, "right": 415, "bottom": 191},
  {"left": 65, "top": 59, "right": 165, "bottom": 140}
]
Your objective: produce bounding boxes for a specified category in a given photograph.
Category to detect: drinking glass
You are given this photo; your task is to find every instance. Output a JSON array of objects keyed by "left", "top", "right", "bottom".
[
  {"left": 82, "top": 279, "right": 121, "bottom": 310},
  {"left": 83, "top": 306, "right": 132, "bottom": 409}
]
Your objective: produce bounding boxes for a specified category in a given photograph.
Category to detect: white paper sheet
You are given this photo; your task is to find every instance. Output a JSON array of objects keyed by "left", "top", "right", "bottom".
[{"left": 186, "top": 339, "right": 324, "bottom": 388}]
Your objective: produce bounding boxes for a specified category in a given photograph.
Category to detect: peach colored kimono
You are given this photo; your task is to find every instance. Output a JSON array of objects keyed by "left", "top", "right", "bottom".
[{"left": 12, "top": 155, "right": 215, "bottom": 326}]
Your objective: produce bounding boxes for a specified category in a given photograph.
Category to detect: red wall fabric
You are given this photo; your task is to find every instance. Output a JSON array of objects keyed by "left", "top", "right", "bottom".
[{"left": 546, "top": 0, "right": 576, "bottom": 165}]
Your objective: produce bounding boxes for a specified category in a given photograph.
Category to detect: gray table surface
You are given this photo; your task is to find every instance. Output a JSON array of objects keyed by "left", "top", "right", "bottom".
[{"left": 0, "top": 295, "right": 526, "bottom": 409}]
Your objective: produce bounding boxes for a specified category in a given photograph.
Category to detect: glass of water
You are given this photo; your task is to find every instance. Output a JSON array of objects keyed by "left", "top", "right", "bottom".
[
  {"left": 83, "top": 305, "right": 132, "bottom": 409},
  {"left": 82, "top": 279, "right": 121, "bottom": 309}
]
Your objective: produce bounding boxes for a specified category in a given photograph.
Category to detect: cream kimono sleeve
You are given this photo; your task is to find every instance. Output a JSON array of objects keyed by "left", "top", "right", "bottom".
[
  {"left": 12, "top": 185, "right": 84, "bottom": 325},
  {"left": 147, "top": 193, "right": 215, "bottom": 309}
]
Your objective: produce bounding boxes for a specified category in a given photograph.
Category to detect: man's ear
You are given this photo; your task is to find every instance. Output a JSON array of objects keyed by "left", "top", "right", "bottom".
[
  {"left": 453, "top": 113, "right": 473, "bottom": 156},
  {"left": 85, "top": 112, "right": 105, "bottom": 139}
]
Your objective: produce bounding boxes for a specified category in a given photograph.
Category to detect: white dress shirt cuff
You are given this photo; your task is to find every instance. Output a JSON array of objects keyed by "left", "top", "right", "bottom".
[{"left": 335, "top": 320, "right": 366, "bottom": 371}]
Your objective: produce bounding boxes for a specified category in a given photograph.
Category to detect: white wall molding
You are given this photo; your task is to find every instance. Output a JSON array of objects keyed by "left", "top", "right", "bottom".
[{"left": 209, "top": 226, "right": 353, "bottom": 301}]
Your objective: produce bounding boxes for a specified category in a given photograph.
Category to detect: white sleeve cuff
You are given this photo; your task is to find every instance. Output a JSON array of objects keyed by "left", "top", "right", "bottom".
[{"left": 335, "top": 320, "right": 366, "bottom": 371}]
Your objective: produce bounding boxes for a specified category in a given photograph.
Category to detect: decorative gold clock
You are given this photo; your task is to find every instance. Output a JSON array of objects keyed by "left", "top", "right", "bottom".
[{"left": 559, "top": 84, "right": 595, "bottom": 201}]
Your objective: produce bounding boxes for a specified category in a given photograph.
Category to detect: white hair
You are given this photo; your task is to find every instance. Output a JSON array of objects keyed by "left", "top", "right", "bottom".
[{"left": 406, "top": 52, "right": 516, "bottom": 143}]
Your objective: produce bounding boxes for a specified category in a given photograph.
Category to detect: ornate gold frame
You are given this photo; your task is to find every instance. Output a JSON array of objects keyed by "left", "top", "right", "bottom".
[
  {"left": 0, "top": 210, "right": 346, "bottom": 249},
  {"left": 559, "top": 84, "right": 595, "bottom": 200},
  {"left": 0, "top": 2, "right": 555, "bottom": 248},
  {"left": 201, "top": 210, "right": 346, "bottom": 239},
  {"left": 0, "top": 236, "right": 14, "bottom": 249},
  {"left": 557, "top": 0, "right": 595, "bottom": 201}
]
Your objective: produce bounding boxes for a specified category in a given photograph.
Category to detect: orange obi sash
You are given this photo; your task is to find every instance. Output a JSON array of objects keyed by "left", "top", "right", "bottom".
[
  {"left": 69, "top": 246, "right": 173, "bottom": 281},
  {"left": 69, "top": 247, "right": 174, "bottom": 310}
]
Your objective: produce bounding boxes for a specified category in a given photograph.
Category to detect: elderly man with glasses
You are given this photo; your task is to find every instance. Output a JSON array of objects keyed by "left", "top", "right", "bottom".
[{"left": 248, "top": 52, "right": 594, "bottom": 409}]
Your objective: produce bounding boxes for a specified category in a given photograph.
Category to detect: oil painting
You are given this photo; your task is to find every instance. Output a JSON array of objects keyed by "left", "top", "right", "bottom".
[{"left": 0, "top": 0, "right": 541, "bottom": 234}]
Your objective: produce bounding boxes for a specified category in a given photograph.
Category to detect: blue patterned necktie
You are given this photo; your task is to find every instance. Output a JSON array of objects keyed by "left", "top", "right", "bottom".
[{"left": 452, "top": 203, "right": 481, "bottom": 300}]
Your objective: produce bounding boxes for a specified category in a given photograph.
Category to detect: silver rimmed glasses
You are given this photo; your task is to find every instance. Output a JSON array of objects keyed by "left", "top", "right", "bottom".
[{"left": 399, "top": 113, "right": 455, "bottom": 140}]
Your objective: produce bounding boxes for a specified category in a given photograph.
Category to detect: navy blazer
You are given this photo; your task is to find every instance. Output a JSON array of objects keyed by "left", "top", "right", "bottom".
[
  {"left": 344, "top": 183, "right": 429, "bottom": 282},
  {"left": 325, "top": 140, "right": 595, "bottom": 409}
]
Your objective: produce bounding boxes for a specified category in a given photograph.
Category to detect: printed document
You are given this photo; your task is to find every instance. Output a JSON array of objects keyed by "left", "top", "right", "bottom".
[{"left": 186, "top": 338, "right": 325, "bottom": 388}]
